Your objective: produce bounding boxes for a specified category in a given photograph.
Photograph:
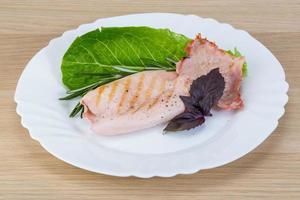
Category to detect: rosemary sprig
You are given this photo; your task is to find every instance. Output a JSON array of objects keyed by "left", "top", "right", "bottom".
[
  {"left": 60, "top": 75, "right": 125, "bottom": 117},
  {"left": 60, "top": 75, "right": 123, "bottom": 99},
  {"left": 142, "top": 58, "right": 176, "bottom": 70},
  {"left": 69, "top": 102, "right": 84, "bottom": 118}
]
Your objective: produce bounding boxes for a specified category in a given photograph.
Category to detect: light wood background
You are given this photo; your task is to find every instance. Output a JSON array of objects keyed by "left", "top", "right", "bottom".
[{"left": 0, "top": 0, "right": 299, "bottom": 199}]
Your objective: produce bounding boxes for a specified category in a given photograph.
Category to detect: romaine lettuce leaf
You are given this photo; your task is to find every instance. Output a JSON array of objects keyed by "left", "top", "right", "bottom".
[{"left": 61, "top": 27, "right": 191, "bottom": 90}]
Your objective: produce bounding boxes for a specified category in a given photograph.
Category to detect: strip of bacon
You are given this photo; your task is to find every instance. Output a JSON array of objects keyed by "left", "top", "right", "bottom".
[{"left": 177, "top": 35, "right": 244, "bottom": 109}]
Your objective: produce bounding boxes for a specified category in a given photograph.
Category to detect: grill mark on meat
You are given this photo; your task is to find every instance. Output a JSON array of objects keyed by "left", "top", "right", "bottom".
[
  {"left": 108, "top": 81, "right": 119, "bottom": 103},
  {"left": 147, "top": 96, "right": 160, "bottom": 110},
  {"left": 164, "top": 79, "right": 177, "bottom": 103},
  {"left": 96, "top": 86, "right": 106, "bottom": 106},
  {"left": 145, "top": 76, "right": 157, "bottom": 99},
  {"left": 128, "top": 74, "right": 145, "bottom": 110},
  {"left": 147, "top": 80, "right": 166, "bottom": 110},
  {"left": 130, "top": 76, "right": 159, "bottom": 114},
  {"left": 117, "top": 77, "right": 131, "bottom": 113},
  {"left": 159, "top": 80, "right": 166, "bottom": 94}
]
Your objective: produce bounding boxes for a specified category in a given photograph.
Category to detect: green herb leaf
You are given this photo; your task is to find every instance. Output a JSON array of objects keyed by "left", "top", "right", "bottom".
[
  {"left": 61, "top": 27, "right": 191, "bottom": 90},
  {"left": 226, "top": 47, "right": 247, "bottom": 77}
]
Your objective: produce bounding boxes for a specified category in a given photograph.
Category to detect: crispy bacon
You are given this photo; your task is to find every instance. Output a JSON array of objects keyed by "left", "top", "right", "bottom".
[{"left": 177, "top": 35, "right": 244, "bottom": 109}]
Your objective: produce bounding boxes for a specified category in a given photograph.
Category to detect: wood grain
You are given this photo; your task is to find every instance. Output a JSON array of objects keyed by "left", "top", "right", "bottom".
[{"left": 0, "top": 0, "right": 299, "bottom": 199}]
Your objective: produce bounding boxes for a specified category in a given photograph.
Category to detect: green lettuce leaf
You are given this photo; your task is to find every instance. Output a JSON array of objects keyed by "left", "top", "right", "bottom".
[
  {"left": 61, "top": 27, "right": 191, "bottom": 90},
  {"left": 226, "top": 47, "right": 248, "bottom": 76}
]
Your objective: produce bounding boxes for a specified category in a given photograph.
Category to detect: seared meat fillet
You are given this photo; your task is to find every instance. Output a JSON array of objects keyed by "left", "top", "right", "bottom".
[{"left": 81, "top": 71, "right": 189, "bottom": 135}]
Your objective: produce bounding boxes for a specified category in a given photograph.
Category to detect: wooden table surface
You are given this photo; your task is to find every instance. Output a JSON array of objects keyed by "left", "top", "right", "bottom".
[{"left": 1, "top": 0, "right": 299, "bottom": 199}]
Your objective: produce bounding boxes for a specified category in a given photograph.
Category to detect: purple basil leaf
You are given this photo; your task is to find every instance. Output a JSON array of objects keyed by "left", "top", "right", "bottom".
[
  {"left": 164, "top": 110, "right": 205, "bottom": 132},
  {"left": 165, "top": 68, "right": 225, "bottom": 133},
  {"left": 179, "top": 95, "right": 195, "bottom": 111},
  {"left": 190, "top": 68, "right": 225, "bottom": 115}
]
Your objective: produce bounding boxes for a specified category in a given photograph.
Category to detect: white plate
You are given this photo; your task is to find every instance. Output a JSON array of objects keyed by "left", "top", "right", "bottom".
[{"left": 15, "top": 13, "right": 288, "bottom": 178}]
